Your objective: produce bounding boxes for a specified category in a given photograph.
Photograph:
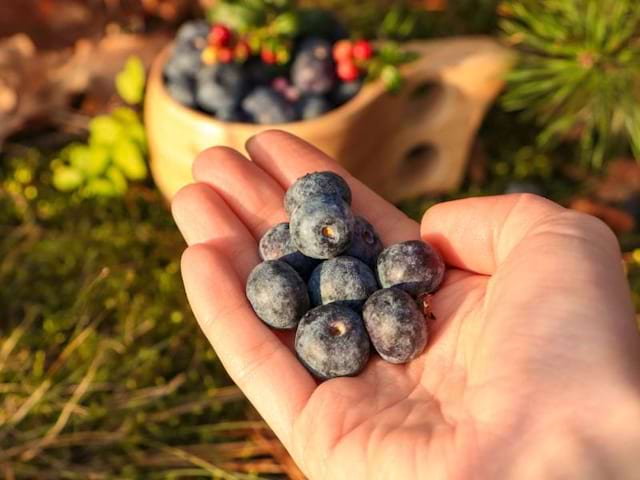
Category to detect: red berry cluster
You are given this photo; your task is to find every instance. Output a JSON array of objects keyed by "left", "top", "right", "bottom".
[
  {"left": 332, "top": 39, "right": 374, "bottom": 82},
  {"left": 202, "top": 24, "right": 251, "bottom": 65}
]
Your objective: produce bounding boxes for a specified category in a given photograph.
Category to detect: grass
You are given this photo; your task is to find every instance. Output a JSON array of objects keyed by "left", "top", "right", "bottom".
[{"left": 0, "top": 146, "right": 303, "bottom": 479}]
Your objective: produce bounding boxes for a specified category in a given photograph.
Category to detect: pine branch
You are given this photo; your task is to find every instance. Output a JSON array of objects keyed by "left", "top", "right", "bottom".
[{"left": 500, "top": 0, "right": 640, "bottom": 169}]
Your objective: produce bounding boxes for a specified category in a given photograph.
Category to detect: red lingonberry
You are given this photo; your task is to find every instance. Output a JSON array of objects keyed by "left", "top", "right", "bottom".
[
  {"left": 261, "top": 48, "right": 277, "bottom": 65},
  {"left": 333, "top": 39, "right": 354, "bottom": 63},
  {"left": 337, "top": 61, "right": 360, "bottom": 82},
  {"left": 218, "top": 47, "right": 234, "bottom": 63},
  {"left": 210, "top": 24, "right": 232, "bottom": 47},
  {"left": 353, "top": 40, "right": 374, "bottom": 61},
  {"left": 234, "top": 39, "right": 251, "bottom": 61}
]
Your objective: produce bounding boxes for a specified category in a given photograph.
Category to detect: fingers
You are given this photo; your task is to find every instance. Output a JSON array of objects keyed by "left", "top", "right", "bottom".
[
  {"left": 192, "top": 146, "right": 288, "bottom": 240},
  {"left": 181, "top": 243, "right": 316, "bottom": 449},
  {"left": 420, "top": 194, "right": 565, "bottom": 275},
  {"left": 246, "top": 130, "right": 420, "bottom": 245},
  {"left": 172, "top": 182, "right": 259, "bottom": 281}
]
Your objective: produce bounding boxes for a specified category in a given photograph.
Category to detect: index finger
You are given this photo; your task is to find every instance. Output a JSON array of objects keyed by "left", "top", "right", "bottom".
[{"left": 246, "top": 130, "right": 420, "bottom": 246}]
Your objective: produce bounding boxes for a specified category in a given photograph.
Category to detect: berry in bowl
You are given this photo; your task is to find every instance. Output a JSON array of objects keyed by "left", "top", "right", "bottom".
[
  {"left": 162, "top": 16, "right": 377, "bottom": 124},
  {"left": 145, "top": 4, "right": 511, "bottom": 202}
]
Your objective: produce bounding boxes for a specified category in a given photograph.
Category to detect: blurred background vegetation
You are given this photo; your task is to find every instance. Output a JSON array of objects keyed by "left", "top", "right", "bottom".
[{"left": 2, "top": 0, "right": 640, "bottom": 478}]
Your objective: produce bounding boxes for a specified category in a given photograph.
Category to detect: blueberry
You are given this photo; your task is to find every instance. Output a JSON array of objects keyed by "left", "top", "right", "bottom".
[
  {"left": 242, "top": 87, "right": 297, "bottom": 124},
  {"left": 291, "top": 38, "right": 335, "bottom": 95},
  {"left": 216, "top": 107, "right": 246, "bottom": 122},
  {"left": 166, "top": 77, "right": 196, "bottom": 107},
  {"left": 163, "top": 46, "right": 202, "bottom": 82},
  {"left": 210, "top": 63, "right": 248, "bottom": 96},
  {"left": 296, "top": 38, "right": 333, "bottom": 62},
  {"left": 175, "top": 20, "right": 210, "bottom": 49},
  {"left": 196, "top": 80, "right": 229, "bottom": 114},
  {"left": 308, "top": 256, "right": 378, "bottom": 310},
  {"left": 295, "top": 304, "right": 370, "bottom": 379},
  {"left": 284, "top": 171, "right": 352, "bottom": 217},
  {"left": 246, "top": 260, "right": 310, "bottom": 329},
  {"left": 377, "top": 240, "right": 445, "bottom": 296},
  {"left": 363, "top": 288, "right": 428, "bottom": 364},
  {"left": 332, "top": 79, "right": 363, "bottom": 105},
  {"left": 259, "top": 222, "right": 319, "bottom": 278},
  {"left": 344, "top": 216, "right": 383, "bottom": 268},
  {"left": 297, "top": 95, "right": 331, "bottom": 120},
  {"left": 290, "top": 195, "right": 354, "bottom": 259},
  {"left": 196, "top": 64, "right": 247, "bottom": 113}
]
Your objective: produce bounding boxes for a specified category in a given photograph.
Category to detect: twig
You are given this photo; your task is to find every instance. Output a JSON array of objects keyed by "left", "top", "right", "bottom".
[
  {"left": 153, "top": 443, "right": 255, "bottom": 480},
  {"left": 146, "top": 387, "right": 245, "bottom": 422},
  {"left": 1, "top": 323, "right": 96, "bottom": 430},
  {"left": 0, "top": 431, "right": 125, "bottom": 460},
  {"left": 20, "top": 347, "right": 106, "bottom": 461},
  {"left": 0, "top": 308, "right": 38, "bottom": 374},
  {"left": 113, "top": 372, "right": 186, "bottom": 408}
]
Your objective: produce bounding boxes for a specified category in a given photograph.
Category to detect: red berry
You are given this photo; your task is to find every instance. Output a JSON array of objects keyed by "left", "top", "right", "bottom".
[
  {"left": 353, "top": 40, "right": 374, "bottom": 61},
  {"left": 218, "top": 47, "right": 234, "bottom": 63},
  {"left": 210, "top": 24, "right": 232, "bottom": 47},
  {"left": 333, "top": 40, "right": 353, "bottom": 62},
  {"left": 337, "top": 61, "right": 360, "bottom": 82},
  {"left": 261, "top": 48, "right": 277, "bottom": 65},
  {"left": 234, "top": 40, "right": 251, "bottom": 62}
]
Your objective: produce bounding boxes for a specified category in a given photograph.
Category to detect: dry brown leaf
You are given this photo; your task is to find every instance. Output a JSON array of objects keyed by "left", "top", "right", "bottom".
[{"left": 0, "top": 31, "right": 170, "bottom": 145}]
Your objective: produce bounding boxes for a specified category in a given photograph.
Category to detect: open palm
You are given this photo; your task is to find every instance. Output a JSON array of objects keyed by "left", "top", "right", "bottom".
[{"left": 173, "top": 131, "right": 640, "bottom": 479}]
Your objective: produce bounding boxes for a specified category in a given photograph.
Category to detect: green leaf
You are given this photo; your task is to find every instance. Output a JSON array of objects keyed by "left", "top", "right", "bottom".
[
  {"left": 90, "top": 116, "right": 123, "bottom": 146},
  {"left": 52, "top": 166, "right": 84, "bottom": 192},
  {"left": 113, "top": 139, "right": 148, "bottom": 181},
  {"left": 111, "top": 107, "right": 147, "bottom": 152},
  {"left": 68, "top": 145, "right": 90, "bottom": 170},
  {"left": 271, "top": 12, "right": 300, "bottom": 36},
  {"left": 115, "top": 57, "right": 146, "bottom": 105},
  {"left": 366, "top": 58, "right": 384, "bottom": 79},
  {"left": 378, "top": 42, "right": 417, "bottom": 65},
  {"left": 210, "top": 2, "right": 266, "bottom": 32},
  {"left": 127, "top": 123, "right": 148, "bottom": 154},
  {"left": 70, "top": 144, "right": 111, "bottom": 177},
  {"left": 380, "top": 65, "right": 402, "bottom": 93},
  {"left": 106, "top": 166, "right": 128, "bottom": 195},
  {"left": 111, "top": 106, "right": 140, "bottom": 126},
  {"left": 381, "top": 7, "right": 402, "bottom": 37},
  {"left": 83, "top": 177, "right": 119, "bottom": 197}
]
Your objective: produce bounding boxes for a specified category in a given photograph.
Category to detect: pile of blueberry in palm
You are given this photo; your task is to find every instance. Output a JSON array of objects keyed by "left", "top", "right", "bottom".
[
  {"left": 246, "top": 172, "right": 446, "bottom": 379},
  {"left": 163, "top": 19, "right": 375, "bottom": 124}
]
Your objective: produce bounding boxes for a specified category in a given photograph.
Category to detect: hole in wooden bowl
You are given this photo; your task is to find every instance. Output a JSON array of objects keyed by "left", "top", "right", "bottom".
[
  {"left": 399, "top": 143, "right": 438, "bottom": 181},
  {"left": 407, "top": 81, "right": 445, "bottom": 117}
]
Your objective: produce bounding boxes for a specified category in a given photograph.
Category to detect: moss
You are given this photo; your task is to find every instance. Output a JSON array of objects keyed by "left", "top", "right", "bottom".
[{"left": 0, "top": 151, "right": 279, "bottom": 478}]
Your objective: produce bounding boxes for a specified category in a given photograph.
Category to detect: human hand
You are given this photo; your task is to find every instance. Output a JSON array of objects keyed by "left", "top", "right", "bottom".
[{"left": 172, "top": 131, "right": 640, "bottom": 479}]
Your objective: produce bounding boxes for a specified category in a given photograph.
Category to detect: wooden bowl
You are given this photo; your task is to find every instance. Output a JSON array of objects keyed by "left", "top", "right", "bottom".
[{"left": 145, "top": 37, "right": 512, "bottom": 202}]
